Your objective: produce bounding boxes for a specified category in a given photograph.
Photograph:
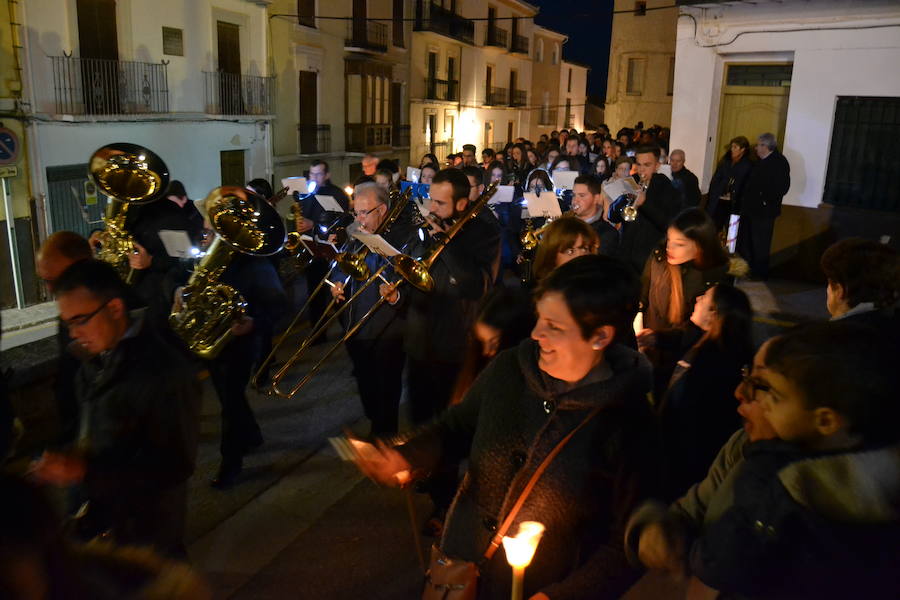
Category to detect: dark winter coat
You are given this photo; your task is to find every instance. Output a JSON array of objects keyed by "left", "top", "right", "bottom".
[
  {"left": 398, "top": 340, "right": 660, "bottom": 600},
  {"left": 706, "top": 155, "right": 752, "bottom": 217},
  {"left": 691, "top": 440, "right": 900, "bottom": 599},
  {"left": 617, "top": 173, "right": 681, "bottom": 274},
  {"left": 672, "top": 167, "right": 701, "bottom": 208},
  {"left": 739, "top": 150, "right": 790, "bottom": 218}
]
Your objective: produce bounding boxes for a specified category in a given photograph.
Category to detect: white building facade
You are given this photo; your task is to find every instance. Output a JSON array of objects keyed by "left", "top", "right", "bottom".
[{"left": 671, "top": 0, "right": 900, "bottom": 276}]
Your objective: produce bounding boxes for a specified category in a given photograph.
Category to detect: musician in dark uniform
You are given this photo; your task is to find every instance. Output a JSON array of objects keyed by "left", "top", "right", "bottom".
[
  {"left": 329, "top": 184, "right": 415, "bottom": 436},
  {"left": 617, "top": 146, "right": 681, "bottom": 274},
  {"left": 572, "top": 174, "right": 620, "bottom": 256},
  {"left": 299, "top": 160, "right": 351, "bottom": 341}
]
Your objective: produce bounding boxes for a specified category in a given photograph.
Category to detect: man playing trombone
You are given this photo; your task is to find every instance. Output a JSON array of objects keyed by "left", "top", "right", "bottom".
[{"left": 329, "top": 184, "right": 414, "bottom": 437}]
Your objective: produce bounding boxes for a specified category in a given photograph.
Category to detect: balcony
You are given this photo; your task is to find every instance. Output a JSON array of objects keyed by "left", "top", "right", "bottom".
[
  {"left": 346, "top": 124, "right": 392, "bottom": 152},
  {"left": 203, "top": 71, "right": 274, "bottom": 115},
  {"left": 414, "top": 1, "right": 475, "bottom": 45},
  {"left": 298, "top": 124, "right": 331, "bottom": 154},
  {"left": 510, "top": 89, "right": 527, "bottom": 107},
  {"left": 485, "top": 26, "right": 508, "bottom": 48},
  {"left": 50, "top": 56, "right": 169, "bottom": 115},
  {"left": 485, "top": 87, "right": 508, "bottom": 106},
  {"left": 511, "top": 34, "right": 529, "bottom": 54},
  {"left": 393, "top": 124, "right": 411, "bottom": 148},
  {"left": 345, "top": 20, "right": 388, "bottom": 52},
  {"left": 425, "top": 78, "right": 459, "bottom": 102},
  {"left": 538, "top": 108, "right": 558, "bottom": 126}
]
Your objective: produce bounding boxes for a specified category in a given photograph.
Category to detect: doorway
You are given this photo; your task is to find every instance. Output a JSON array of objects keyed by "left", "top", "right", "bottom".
[
  {"left": 484, "top": 121, "right": 494, "bottom": 150},
  {"left": 217, "top": 21, "right": 242, "bottom": 114},
  {"left": 715, "top": 63, "right": 792, "bottom": 158},
  {"left": 76, "top": 0, "right": 119, "bottom": 113},
  {"left": 220, "top": 150, "right": 246, "bottom": 187}
]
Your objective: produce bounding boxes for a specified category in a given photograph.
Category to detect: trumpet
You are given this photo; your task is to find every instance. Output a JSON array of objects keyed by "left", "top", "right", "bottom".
[
  {"left": 87, "top": 143, "right": 169, "bottom": 283},
  {"left": 270, "top": 183, "right": 498, "bottom": 399},
  {"left": 252, "top": 187, "right": 411, "bottom": 390}
]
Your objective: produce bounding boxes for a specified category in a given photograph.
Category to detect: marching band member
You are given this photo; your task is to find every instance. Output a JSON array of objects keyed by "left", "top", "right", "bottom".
[{"left": 572, "top": 175, "right": 620, "bottom": 256}]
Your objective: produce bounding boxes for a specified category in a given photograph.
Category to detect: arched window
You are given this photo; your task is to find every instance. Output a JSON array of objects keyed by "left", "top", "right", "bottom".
[
  {"left": 552, "top": 43, "right": 559, "bottom": 65},
  {"left": 536, "top": 38, "right": 544, "bottom": 63}
]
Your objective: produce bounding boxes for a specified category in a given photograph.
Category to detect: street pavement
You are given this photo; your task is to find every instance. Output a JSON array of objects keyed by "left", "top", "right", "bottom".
[{"left": 183, "top": 278, "right": 830, "bottom": 599}]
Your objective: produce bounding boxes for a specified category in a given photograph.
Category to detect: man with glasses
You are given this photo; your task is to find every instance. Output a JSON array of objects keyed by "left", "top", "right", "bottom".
[
  {"left": 32, "top": 259, "right": 200, "bottom": 557},
  {"left": 329, "top": 184, "right": 414, "bottom": 436}
]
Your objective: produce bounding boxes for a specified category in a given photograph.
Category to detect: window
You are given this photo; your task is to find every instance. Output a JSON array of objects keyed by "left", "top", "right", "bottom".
[
  {"left": 552, "top": 43, "right": 559, "bottom": 65},
  {"left": 536, "top": 38, "right": 543, "bottom": 63},
  {"left": 667, "top": 56, "right": 675, "bottom": 96},
  {"left": 567, "top": 68, "right": 572, "bottom": 93},
  {"left": 298, "top": 0, "right": 315, "bottom": 28},
  {"left": 635, "top": 1, "right": 647, "bottom": 16},
  {"left": 727, "top": 64, "right": 794, "bottom": 87},
  {"left": 393, "top": 0, "right": 404, "bottom": 47},
  {"left": 823, "top": 96, "right": 900, "bottom": 213},
  {"left": 626, "top": 57, "right": 645, "bottom": 95}
]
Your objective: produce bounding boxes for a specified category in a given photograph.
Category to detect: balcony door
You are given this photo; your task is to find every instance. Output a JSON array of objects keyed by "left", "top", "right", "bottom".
[
  {"left": 298, "top": 71, "right": 319, "bottom": 153},
  {"left": 217, "top": 21, "right": 242, "bottom": 114},
  {"left": 353, "top": 0, "right": 367, "bottom": 45},
  {"left": 76, "top": 0, "right": 119, "bottom": 113}
]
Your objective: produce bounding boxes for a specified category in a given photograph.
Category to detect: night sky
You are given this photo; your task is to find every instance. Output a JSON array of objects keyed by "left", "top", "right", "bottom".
[{"left": 530, "top": 0, "right": 615, "bottom": 102}]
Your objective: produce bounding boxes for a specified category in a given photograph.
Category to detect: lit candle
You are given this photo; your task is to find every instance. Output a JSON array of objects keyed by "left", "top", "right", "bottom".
[
  {"left": 344, "top": 185, "right": 354, "bottom": 197},
  {"left": 632, "top": 310, "right": 644, "bottom": 337},
  {"left": 502, "top": 521, "right": 545, "bottom": 600}
]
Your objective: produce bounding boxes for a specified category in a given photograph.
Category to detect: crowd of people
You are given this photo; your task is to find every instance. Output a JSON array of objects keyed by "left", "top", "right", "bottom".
[{"left": 0, "top": 122, "right": 898, "bottom": 600}]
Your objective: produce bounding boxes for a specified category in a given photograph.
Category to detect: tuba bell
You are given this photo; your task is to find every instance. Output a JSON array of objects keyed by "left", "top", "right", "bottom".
[
  {"left": 170, "top": 186, "right": 286, "bottom": 359},
  {"left": 88, "top": 143, "right": 169, "bottom": 283}
]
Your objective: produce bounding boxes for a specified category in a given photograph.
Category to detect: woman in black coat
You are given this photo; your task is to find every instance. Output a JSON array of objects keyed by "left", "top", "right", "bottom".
[
  {"left": 659, "top": 283, "right": 753, "bottom": 499},
  {"left": 355, "top": 255, "right": 659, "bottom": 600},
  {"left": 706, "top": 136, "right": 753, "bottom": 231}
]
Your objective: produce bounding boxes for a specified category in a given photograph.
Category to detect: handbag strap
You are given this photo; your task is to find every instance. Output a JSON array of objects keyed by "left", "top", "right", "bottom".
[{"left": 483, "top": 404, "right": 604, "bottom": 562}]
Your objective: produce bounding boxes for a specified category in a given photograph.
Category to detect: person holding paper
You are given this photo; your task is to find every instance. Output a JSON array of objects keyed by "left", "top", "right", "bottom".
[
  {"left": 572, "top": 175, "right": 619, "bottom": 257},
  {"left": 617, "top": 146, "right": 681, "bottom": 274},
  {"left": 328, "top": 184, "right": 414, "bottom": 436}
]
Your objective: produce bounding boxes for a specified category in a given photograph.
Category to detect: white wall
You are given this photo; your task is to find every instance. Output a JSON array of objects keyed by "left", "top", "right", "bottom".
[{"left": 670, "top": 0, "right": 900, "bottom": 208}]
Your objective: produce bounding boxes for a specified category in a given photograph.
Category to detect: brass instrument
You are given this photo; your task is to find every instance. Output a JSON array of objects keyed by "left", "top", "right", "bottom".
[
  {"left": 622, "top": 179, "right": 649, "bottom": 223},
  {"left": 252, "top": 187, "right": 411, "bottom": 390},
  {"left": 269, "top": 182, "right": 499, "bottom": 399},
  {"left": 170, "top": 186, "right": 286, "bottom": 359},
  {"left": 88, "top": 143, "right": 169, "bottom": 283}
]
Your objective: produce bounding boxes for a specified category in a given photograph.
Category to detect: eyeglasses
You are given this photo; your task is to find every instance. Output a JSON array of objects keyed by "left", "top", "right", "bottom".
[
  {"left": 62, "top": 299, "right": 111, "bottom": 330},
  {"left": 352, "top": 205, "right": 383, "bottom": 219},
  {"left": 740, "top": 365, "right": 773, "bottom": 401}
]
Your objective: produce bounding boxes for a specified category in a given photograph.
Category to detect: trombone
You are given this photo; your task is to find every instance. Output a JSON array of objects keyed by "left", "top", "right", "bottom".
[
  {"left": 269, "top": 182, "right": 498, "bottom": 399},
  {"left": 251, "top": 187, "right": 411, "bottom": 389}
]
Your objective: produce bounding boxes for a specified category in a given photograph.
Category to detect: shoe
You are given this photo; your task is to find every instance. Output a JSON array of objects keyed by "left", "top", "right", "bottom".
[{"left": 211, "top": 459, "right": 243, "bottom": 490}]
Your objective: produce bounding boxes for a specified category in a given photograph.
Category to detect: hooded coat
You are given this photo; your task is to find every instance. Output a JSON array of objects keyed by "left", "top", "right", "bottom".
[{"left": 398, "top": 340, "right": 659, "bottom": 600}]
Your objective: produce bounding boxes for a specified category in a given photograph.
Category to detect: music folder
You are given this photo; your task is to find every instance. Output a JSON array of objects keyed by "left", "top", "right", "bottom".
[
  {"left": 350, "top": 227, "right": 401, "bottom": 257},
  {"left": 315, "top": 194, "right": 345, "bottom": 213},
  {"left": 158, "top": 230, "right": 194, "bottom": 258},
  {"left": 522, "top": 191, "right": 562, "bottom": 218},
  {"left": 281, "top": 176, "right": 309, "bottom": 196}
]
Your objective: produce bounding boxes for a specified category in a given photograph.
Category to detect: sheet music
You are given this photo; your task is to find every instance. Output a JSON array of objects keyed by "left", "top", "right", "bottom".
[
  {"left": 350, "top": 228, "right": 401, "bottom": 257},
  {"left": 603, "top": 177, "right": 641, "bottom": 200},
  {"left": 406, "top": 166, "right": 421, "bottom": 183},
  {"left": 316, "top": 194, "right": 345, "bottom": 213},
  {"left": 553, "top": 170, "right": 579, "bottom": 190},
  {"left": 158, "top": 230, "right": 193, "bottom": 258},
  {"left": 281, "top": 177, "right": 309, "bottom": 196},
  {"left": 522, "top": 191, "right": 562, "bottom": 218},
  {"left": 490, "top": 185, "right": 515, "bottom": 204}
]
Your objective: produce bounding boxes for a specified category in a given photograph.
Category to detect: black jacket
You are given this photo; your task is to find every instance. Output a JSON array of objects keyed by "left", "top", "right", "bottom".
[
  {"left": 618, "top": 173, "right": 681, "bottom": 274},
  {"left": 74, "top": 315, "right": 201, "bottom": 548},
  {"left": 740, "top": 150, "right": 790, "bottom": 218},
  {"left": 587, "top": 214, "right": 620, "bottom": 257},
  {"left": 401, "top": 210, "right": 501, "bottom": 363},
  {"left": 707, "top": 155, "right": 752, "bottom": 216},
  {"left": 672, "top": 167, "right": 701, "bottom": 208},
  {"left": 399, "top": 341, "right": 659, "bottom": 600}
]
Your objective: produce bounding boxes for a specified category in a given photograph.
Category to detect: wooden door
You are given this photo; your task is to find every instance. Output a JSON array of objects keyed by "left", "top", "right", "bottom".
[
  {"left": 507, "top": 121, "right": 514, "bottom": 144},
  {"left": 484, "top": 121, "right": 494, "bottom": 150},
  {"left": 353, "top": 0, "right": 367, "bottom": 44},
  {"left": 298, "top": 71, "right": 318, "bottom": 152},
  {"left": 716, "top": 63, "right": 791, "bottom": 157},
  {"left": 220, "top": 150, "right": 245, "bottom": 187},
  {"left": 216, "top": 22, "right": 242, "bottom": 114},
  {"left": 77, "top": 0, "right": 119, "bottom": 113}
]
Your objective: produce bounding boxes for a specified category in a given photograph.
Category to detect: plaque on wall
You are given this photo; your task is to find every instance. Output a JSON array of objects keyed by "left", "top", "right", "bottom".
[{"left": 163, "top": 27, "right": 184, "bottom": 57}]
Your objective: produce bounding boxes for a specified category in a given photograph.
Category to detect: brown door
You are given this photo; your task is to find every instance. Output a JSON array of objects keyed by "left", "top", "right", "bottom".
[
  {"left": 220, "top": 150, "right": 245, "bottom": 187},
  {"left": 427, "top": 52, "right": 437, "bottom": 98},
  {"left": 298, "top": 71, "right": 318, "bottom": 153},
  {"left": 510, "top": 70, "right": 518, "bottom": 104},
  {"left": 353, "top": 0, "right": 367, "bottom": 44},
  {"left": 77, "top": 0, "right": 119, "bottom": 113},
  {"left": 507, "top": 121, "right": 514, "bottom": 144},
  {"left": 217, "top": 21, "right": 242, "bottom": 114},
  {"left": 486, "top": 65, "right": 493, "bottom": 104}
]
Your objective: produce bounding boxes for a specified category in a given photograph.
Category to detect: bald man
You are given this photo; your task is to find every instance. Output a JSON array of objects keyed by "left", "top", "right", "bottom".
[{"left": 669, "top": 149, "right": 700, "bottom": 208}]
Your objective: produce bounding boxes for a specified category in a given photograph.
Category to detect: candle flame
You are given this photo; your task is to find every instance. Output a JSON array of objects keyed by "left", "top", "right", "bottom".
[{"left": 502, "top": 521, "right": 545, "bottom": 568}]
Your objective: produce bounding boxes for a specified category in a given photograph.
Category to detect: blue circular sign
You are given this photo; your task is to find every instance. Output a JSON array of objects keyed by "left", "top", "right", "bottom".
[{"left": 0, "top": 128, "right": 19, "bottom": 164}]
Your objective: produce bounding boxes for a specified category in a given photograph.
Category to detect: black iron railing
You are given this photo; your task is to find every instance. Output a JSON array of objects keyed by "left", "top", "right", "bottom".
[
  {"left": 485, "top": 86, "right": 508, "bottom": 106},
  {"left": 203, "top": 71, "right": 274, "bottom": 115},
  {"left": 50, "top": 56, "right": 169, "bottom": 115},
  {"left": 511, "top": 34, "right": 529, "bottom": 54},
  {"left": 345, "top": 20, "right": 388, "bottom": 52},
  {"left": 298, "top": 124, "right": 331, "bottom": 154},
  {"left": 538, "top": 108, "right": 558, "bottom": 126},
  {"left": 510, "top": 90, "right": 527, "bottom": 107},
  {"left": 486, "top": 26, "right": 508, "bottom": 48},
  {"left": 425, "top": 78, "right": 459, "bottom": 101},
  {"left": 415, "top": 1, "right": 475, "bottom": 45},
  {"left": 393, "top": 124, "right": 411, "bottom": 147},
  {"left": 346, "top": 124, "right": 392, "bottom": 152}
]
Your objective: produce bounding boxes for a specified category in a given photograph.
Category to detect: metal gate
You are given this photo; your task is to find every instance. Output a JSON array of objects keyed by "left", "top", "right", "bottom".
[{"left": 45, "top": 163, "right": 109, "bottom": 237}]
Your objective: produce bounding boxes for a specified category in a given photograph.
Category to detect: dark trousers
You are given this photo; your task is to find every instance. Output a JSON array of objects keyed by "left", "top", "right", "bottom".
[
  {"left": 406, "top": 357, "right": 462, "bottom": 425},
  {"left": 305, "top": 258, "right": 331, "bottom": 332},
  {"left": 346, "top": 337, "right": 405, "bottom": 436},
  {"left": 208, "top": 337, "right": 262, "bottom": 462},
  {"left": 736, "top": 215, "right": 776, "bottom": 279}
]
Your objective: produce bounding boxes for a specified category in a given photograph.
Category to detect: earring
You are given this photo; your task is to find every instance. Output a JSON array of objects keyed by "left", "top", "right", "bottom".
[{"left": 592, "top": 342, "right": 602, "bottom": 350}]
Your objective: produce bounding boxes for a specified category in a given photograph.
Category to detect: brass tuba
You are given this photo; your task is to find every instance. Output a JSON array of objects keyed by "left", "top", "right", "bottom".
[
  {"left": 170, "top": 186, "right": 286, "bottom": 359},
  {"left": 88, "top": 143, "right": 169, "bottom": 283}
]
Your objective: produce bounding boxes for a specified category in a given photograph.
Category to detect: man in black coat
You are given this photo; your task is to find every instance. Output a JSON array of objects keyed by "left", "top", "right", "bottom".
[
  {"left": 573, "top": 175, "right": 619, "bottom": 256},
  {"left": 669, "top": 149, "right": 701, "bottom": 208},
  {"left": 617, "top": 146, "right": 682, "bottom": 274},
  {"left": 34, "top": 260, "right": 200, "bottom": 557},
  {"left": 737, "top": 133, "right": 790, "bottom": 280}
]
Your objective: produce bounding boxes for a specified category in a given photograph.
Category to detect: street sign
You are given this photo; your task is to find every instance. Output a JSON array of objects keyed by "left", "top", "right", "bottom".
[
  {"left": 0, "top": 165, "right": 17, "bottom": 178},
  {"left": 0, "top": 128, "right": 19, "bottom": 165}
]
